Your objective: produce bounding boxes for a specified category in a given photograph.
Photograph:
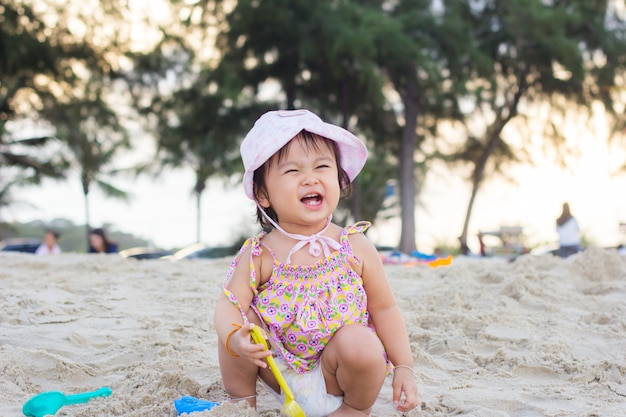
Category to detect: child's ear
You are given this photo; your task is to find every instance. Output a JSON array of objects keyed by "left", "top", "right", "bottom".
[
  {"left": 258, "top": 197, "right": 271, "bottom": 208},
  {"left": 254, "top": 187, "right": 271, "bottom": 208}
]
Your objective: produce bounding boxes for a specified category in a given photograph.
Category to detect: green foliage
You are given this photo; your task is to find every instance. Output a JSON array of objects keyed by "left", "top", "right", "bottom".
[
  {"left": 44, "top": 97, "right": 130, "bottom": 197},
  {"left": 1, "top": 0, "right": 132, "bottom": 226},
  {"left": 446, "top": 0, "right": 626, "bottom": 251},
  {"left": 216, "top": 0, "right": 408, "bottom": 229},
  {"left": 0, "top": 1, "right": 74, "bottom": 209}
]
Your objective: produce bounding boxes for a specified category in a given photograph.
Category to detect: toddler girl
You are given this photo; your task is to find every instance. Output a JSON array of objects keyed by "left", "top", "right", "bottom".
[{"left": 215, "top": 109, "right": 419, "bottom": 416}]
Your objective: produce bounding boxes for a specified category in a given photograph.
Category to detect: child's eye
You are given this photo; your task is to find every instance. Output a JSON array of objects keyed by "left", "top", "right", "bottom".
[{"left": 316, "top": 164, "right": 330, "bottom": 169}]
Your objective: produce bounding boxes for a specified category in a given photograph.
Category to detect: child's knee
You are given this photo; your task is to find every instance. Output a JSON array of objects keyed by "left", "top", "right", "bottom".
[{"left": 334, "top": 325, "right": 385, "bottom": 366}]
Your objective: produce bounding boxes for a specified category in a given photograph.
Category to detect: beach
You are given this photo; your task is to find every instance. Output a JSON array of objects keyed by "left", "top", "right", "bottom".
[{"left": 1, "top": 248, "right": 625, "bottom": 416}]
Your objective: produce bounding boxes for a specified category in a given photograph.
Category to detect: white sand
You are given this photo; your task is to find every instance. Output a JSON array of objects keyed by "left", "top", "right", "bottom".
[{"left": 1, "top": 248, "right": 625, "bottom": 416}]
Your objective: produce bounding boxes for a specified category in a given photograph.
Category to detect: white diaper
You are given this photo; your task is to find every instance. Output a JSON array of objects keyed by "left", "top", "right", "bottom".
[{"left": 260, "top": 355, "right": 343, "bottom": 417}]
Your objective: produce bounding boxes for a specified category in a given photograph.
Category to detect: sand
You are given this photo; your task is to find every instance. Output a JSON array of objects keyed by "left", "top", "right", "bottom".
[{"left": 1, "top": 248, "right": 625, "bottom": 416}]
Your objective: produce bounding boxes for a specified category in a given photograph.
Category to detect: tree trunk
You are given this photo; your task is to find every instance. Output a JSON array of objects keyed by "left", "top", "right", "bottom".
[
  {"left": 196, "top": 191, "right": 201, "bottom": 243},
  {"left": 82, "top": 176, "right": 91, "bottom": 250},
  {"left": 460, "top": 173, "right": 481, "bottom": 255},
  {"left": 398, "top": 79, "right": 419, "bottom": 254},
  {"left": 83, "top": 191, "right": 90, "bottom": 250},
  {"left": 337, "top": 94, "right": 362, "bottom": 223},
  {"left": 285, "top": 83, "right": 296, "bottom": 110},
  {"left": 459, "top": 130, "right": 501, "bottom": 254},
  {"left": 458, "top": 78, "right": 528, "bottom": 253},
  {"left": 350, "top": 181, "right": 362, "bottom": 223},
  {"left": 194, "top": 177, "right": 206, "bottom": 243}
]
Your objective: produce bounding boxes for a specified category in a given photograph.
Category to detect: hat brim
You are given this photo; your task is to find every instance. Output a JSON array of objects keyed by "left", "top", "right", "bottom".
[{"left": 242, "top": 111, "right": 367, "bottom": 200}]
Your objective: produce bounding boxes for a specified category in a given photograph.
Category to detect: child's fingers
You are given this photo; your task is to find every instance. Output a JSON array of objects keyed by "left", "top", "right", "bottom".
[
  {"left": 237, "top": 323, "right": 271, "bottom": 366},
  {"left": 395, "top": 389, "right": 419, "bottom": 412},
  {"left": 392, "top": 378, "right": 419, "bottom": 412},
  {"left": 240, "top": 322, "right": 258, "bottom": 336}
]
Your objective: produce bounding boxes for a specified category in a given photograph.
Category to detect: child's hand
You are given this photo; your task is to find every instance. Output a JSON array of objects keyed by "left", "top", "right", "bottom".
[
  {"left": 233, "top": 323, "right": 271, "bottom": 368},
  {"left": 391, "top": 367, "right": 419, "bottom": 412}
]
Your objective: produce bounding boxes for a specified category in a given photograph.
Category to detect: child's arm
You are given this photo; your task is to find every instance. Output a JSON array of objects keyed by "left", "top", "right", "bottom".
[
  {"left": 214, "top": 247, "right": 270, "bottom": 368},
  {"left": 351, "top": 234, "right": 420, "bottom": 412}
]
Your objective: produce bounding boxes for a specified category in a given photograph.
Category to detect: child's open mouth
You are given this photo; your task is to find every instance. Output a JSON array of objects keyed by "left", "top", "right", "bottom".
[{"left": 301, "top": 193, "right": 323, "bottom": 206}]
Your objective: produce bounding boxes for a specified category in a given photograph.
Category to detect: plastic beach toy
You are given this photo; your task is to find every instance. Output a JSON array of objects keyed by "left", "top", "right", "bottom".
[
  {"left": 250, "top": 325, "right": 306, "bottom": 417},
  {"left": 22, "top": 387, "right": 112, "bottom": 417},
  {"left": 428, "top": 255, "right": 453, "bottom": 268},
  {"left": 174, "top": 396, "right": 219, "bottom": 414}
]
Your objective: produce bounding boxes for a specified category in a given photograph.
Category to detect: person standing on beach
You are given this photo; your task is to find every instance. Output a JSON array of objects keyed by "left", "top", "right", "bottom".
[
  {"left": 35, "top": 230, "right": 62, "bottom": 255},
  {"left": 214, "top": 110, "right": 419, "bottom": 416},
  {"left": 556, "top": 202, "right": 581, "bottom": 258}
]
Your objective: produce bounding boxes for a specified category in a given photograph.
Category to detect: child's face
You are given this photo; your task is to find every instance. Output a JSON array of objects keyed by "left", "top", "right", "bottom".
[
  {"left": 258, "top": 135, "right": 341, "bottom": 230},
  {"left": 89, "top": 233, "right": 104, "bottom": 250},
  {"left": 43, "top": 232, "right": 57, "bottom": 246}
]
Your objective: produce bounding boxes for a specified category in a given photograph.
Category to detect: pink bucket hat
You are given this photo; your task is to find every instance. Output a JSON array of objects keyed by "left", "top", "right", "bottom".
[{"left": 240, "top": 109, "right": 368, "bottom": 200}]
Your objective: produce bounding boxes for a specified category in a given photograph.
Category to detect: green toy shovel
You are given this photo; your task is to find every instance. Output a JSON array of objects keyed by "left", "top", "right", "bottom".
[{"left": 22, "top": 387, "right": 112, "bottom": 417}]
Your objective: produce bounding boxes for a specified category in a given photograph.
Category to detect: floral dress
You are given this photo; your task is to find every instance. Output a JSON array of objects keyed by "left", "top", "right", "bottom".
[{"left": 223, "top": 221, "right": 377, "bottom": 373}]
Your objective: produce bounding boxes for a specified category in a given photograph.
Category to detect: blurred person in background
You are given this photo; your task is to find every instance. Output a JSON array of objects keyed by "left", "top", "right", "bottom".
[
  {"left": 556, "top": 202, "right": 581, "bottom": 258},
  {"left": 35, "top": 230, "right": 62, "bottom": 255},
  {"left": 88, "top": 228, "right": 118, "bottom": 254}
]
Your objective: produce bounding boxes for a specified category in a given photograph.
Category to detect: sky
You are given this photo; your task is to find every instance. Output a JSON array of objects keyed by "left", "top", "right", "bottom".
[{"left": 7, "top": 123, "right": 626, "bottom": 253}]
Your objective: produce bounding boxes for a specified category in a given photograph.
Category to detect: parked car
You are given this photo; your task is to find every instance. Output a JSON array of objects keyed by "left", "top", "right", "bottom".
[
  {"left": 0, "top": 238, "right": 41, "bottom": 253},
  {"left": 163, "top": 243, "right": 236, "bottom": 261},
  {"left": 119, "top": 246, "right": 172, "bottom": 260}
]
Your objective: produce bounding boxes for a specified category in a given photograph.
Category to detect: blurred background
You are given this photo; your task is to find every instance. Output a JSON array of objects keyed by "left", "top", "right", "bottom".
[{"left": 2, "top": 0, "right": 625, "bottom": 255}]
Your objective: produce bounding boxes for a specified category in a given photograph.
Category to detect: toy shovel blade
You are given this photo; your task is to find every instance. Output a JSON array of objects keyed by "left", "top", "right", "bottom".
[{"left": 23, "top": 387, "right": 112, "bottom": 417}]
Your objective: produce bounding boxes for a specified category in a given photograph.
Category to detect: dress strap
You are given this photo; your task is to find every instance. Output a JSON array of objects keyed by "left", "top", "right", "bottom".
[
  {"left": 341, "top": 221, "right": 372, "bottom": 241},
  {"left": 336, "top": 221, "right": 371, "bottom": 267},
  {"left": 259, "top": 241, "right": 278, "bottom": 261},
  {"left": 223, "top": 232, "right": 266, "bottom": 323}
]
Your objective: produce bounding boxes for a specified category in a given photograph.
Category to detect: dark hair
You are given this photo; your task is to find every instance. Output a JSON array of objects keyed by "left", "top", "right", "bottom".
[
  {"left": 89, "top": 228, "right": 118, "bottom": 253},
  {"left": 252, "top": 130, "right": 351, "bottom": 230},
  {"left": 91, "top": 228, "right": 108, "bottom": 240},
  {"left": 45, "top": 229, "right": 61, "bottom": 239}
]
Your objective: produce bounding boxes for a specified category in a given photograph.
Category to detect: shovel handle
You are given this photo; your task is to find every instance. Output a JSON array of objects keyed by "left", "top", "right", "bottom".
[
  {"left": 250, "top": 326, "right": 297, "bottom": 401},
  {"left": 63, "top": 387, "right": 112, "bottom": 405}
]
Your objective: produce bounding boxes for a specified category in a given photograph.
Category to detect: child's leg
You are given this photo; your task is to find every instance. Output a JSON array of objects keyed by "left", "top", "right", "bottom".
[
  {"left": 217, "top": 310, "right": 272, "bottom": 408},
  {"left": 217, "top": 342, "right": 258, "bottom": 407},
  {"left": 321, "top": 324, "right": 387, "bottom": 416}
]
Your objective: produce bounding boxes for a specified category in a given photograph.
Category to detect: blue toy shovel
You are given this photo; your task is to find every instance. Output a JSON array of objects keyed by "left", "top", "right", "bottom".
[
  {"left": 174, "top": 396, "right": 219, "bottom": 414},
  {"left": 23, "top": 387, "right": 112, "bottom": 417}
]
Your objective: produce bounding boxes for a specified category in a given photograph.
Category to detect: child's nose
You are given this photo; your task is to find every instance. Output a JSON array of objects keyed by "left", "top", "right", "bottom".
[{"left": 302, "top": 171, "right": 319, "bottom": 185}]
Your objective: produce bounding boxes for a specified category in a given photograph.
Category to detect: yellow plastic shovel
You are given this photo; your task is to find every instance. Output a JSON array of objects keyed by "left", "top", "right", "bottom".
[{"left": 250, "top": 325, "right": 306, "bottom": 417}]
